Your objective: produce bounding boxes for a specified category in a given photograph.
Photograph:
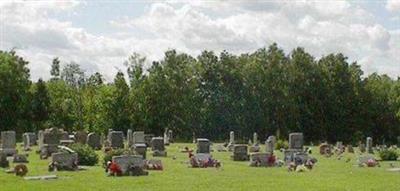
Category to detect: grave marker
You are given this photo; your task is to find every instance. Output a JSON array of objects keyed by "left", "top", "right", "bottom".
[{"left": 0, "top": 131, "right": 17, "bottom": 156}]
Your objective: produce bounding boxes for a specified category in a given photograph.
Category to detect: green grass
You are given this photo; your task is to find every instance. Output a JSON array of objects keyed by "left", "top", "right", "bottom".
[{"left": 1, "top": 143, "right": 399, "bottom": 191}]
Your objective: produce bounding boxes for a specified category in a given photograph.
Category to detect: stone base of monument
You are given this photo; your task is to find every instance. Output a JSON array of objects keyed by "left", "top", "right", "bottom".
[
  {"left": 108, "top": 155, "right": 148, "bottom": 176},
  {"left": 48, "top": 152, "right": 78, "bottom": 171},
  {"left": 227, "top": 143, "right": 234, "bottom": 152},
  {"left": 232, "top": 153, "right": 249, "bottom": 161},
  {"left": 152, "top": 150, "right": 167, "bottom": 157},
  {"left": 284, "top": 149, "right": 311, "bottom": 165},
  {"left": 0, "top": 148, "right": 17, "bottom": 156},
  {"left": 249, "top": 153, "right": 272, "bottom": 167},
  {"left": 13, "top": 154, "right": 29, "bottom": 163}
]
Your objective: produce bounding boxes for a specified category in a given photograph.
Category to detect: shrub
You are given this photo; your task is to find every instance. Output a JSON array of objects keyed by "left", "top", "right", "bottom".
[
  {"left": 379, "top": 149, "right": 399, "bottom": 161},
  {"left": 275, "top": 139, "right": 289, "bottom": 150},
  {"left": 102, "top": 149, "right": 133, "bottom": 167},
  {"left": 70, "top": 143, "right": 99, "bottom": 166}
]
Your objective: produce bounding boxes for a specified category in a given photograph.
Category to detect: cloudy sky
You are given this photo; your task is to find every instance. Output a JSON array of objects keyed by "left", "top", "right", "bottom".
[{"left": 0, "top": 0, "right": 399, "bottom": 81}]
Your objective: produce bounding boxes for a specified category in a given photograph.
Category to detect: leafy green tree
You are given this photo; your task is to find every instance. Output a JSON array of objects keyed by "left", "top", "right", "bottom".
[
  {"left": 31, "top": 78, "right": 50, "bottom": 130},
  {"left": 0, "top": 50, "right": 31, "bottom": 132}
]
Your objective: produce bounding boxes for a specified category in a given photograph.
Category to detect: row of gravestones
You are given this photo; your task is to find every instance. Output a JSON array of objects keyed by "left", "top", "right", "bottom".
[
  {"left": 196, "top": 133, "right": 309, "bottom": 167},
  {"left": 319, "top": 137, "right": 380, "bottom": 155}
]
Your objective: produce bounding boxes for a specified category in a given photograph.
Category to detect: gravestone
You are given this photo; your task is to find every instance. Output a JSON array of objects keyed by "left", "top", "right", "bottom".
[
  {"left": 164, "top": 129, "right": 170, "bottom": 146},
  {"left": 253, "top": 132, "right": 258, "bottom": 145},
  {"left": 132, "top": 131, "right": 145, "bottom": 145},
  {"left": 232, "top": 145, "right": 249, "bottom": 161},
  {"left": 108, "top": 131, "right": 124, "bottom": 149},
  {"left": 0, "top": 131, "right": 17, "bottom": 156},
  {"left": 366, "top": 137, "right": 373, "bottom": 153},
  {"left": 127, "top": 129, "right": 133, "bottom": 148},
  {"left": 133, "top": 143, "right": 147, "bottom": 159},
  {"left": 144, "top": 134, "right": 154, "bottom": 147},
  {"left": 49, "top": 152, "right": 78, "bottom": 171},
  {"left": 112, "top": 155, "right": 147, "bottom": 176},
  {"left": 265, "top": 137, "right": 275, "bottom": 154},
  {"left": 87, "top": 133, "right": 102, "bottom": 150},
  {"left": 227, "top": 131, "right": 235, "bottom": 151},
  {"left": 196, "top": 138, "right": 210, "bottom": 154},
  {"left": 151, "top": 137, "right": 167, "bottom": 157},
  {"left": 74, "top": 130, "right": 87, "bottom": 144},
  {"left": 249, "top": 153, "right": 271, "bottom": 167},
  {"left": 359, "top": 143, "right": 366, "bottom": 153},
  {"left": 39, "top": 128, "right": 67, "bottom": 159},
  {"left": 289, "top": 133, "right": 304, "bottom": 150},
  {"left": 23, "top": 132, "right": 36, "bottom": 151},
  {"left": 168, "top": 130, "right": 173, "bottom": 143}
]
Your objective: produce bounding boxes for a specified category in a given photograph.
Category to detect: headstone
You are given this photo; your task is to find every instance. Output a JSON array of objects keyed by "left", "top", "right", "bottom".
[
  {"left": 253, "top": 132, "right": 258, "bottom": 145},
  {"left": 168, "top": 130, "right": 173, "bottom": 143},
  {"left": 74, "top": 130, "right": 87, "bottom": 144},
  {"left": 366, "top": 137, "right": 373, "bottom": 153},
  {"left": 249, "top": 153, "right": 271, "bottom": 167},
  {"left": 108, "top": 131, "right": 124, "bottom": 149},
  {"left": 164, "top": 129, "right": 170, "bottom": 146},
  {"left": 196, "top": 138, "right": 210, "bottom": 154},
  {"left": 232, "top": 145, "right": 249, "bottom": 161},
  {"left": 0, "top": 131, "right": 17, "bottom": 156},
  {"left": 23, "top": 132, "right": 36, "bottom": 151},
  {"left": 227, "top": 131, "right": 235, "bottom": 151},
  {"left": 265, "top": 136, "right": 276, "bottom": 153},
  {"left": 133, "top": 143, "right": 147, "bottom": 159},
  {"left": 151, "top": 137, "right": 167, "bottom": 157},
  {"left": 87, "top": 133, "right": 102, "bottom": 150},
  {"left": 132, "top": 131, "right": 145, "bottom": 145},
  {"left": 289, "top": 133, "right": 304, "bottom": 150},
  {"left": 144, "top": 134, "right": 154, "bottom": 147},
  {"left": 127, "top": 129, "right": 133, "bottom": 148},
  {"left": 112, "top": 155, "right": 146, "bottom": 175},
  {"left": 49, "top": 152, "right": 78, "bottom": 171},
  {"left": 39, "top": 128, "right": 68, "bottom": 159},
  {"left": 359, "top": 143, "right": 366, "bottom": 153}
]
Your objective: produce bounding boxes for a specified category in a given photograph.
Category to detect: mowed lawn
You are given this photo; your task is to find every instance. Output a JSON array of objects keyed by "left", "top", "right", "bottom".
[{"left": 1, "top": 143, "right": 399, "bottom": 191}]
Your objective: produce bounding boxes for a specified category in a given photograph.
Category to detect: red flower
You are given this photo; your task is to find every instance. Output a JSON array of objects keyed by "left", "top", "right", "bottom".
[{"left": 109, "top": 162, "right": 122, "bottom": 176}]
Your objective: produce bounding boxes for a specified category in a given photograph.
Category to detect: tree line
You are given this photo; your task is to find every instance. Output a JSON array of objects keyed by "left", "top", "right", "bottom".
[{"left": 1, "top": 43, "right": 399, "bottom": 144}]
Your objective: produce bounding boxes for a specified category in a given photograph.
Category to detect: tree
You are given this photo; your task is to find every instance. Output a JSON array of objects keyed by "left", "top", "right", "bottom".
[
  {"left": 0, "top": 50, "right": 31, "bottom": 133},
  {"left": 31, "top": 78, "right": 50, "bottom": 130},
  {"left": 109, "top": 72, "right": 131, "bottom": 131},
  {"left": 50, "top": 57, "right": 60, "bottom": 80}
]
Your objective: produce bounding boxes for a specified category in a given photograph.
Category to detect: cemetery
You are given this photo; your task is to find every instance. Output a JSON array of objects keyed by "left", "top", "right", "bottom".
[
  {"left": 1, "top": 1, "right": 400, "bottom": 190},
  {"left": 0, "top": 130, "right": 399, "bottom": 190}
]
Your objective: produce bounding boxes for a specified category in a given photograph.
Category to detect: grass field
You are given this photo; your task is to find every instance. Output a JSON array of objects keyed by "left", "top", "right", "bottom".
[{"left": 1, "top": 143, "right": 399, "bottom": 191}]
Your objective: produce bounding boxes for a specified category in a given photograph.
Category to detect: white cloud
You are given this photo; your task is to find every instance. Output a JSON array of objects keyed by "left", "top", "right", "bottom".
[
  {"left": 1, "top": 1, "right": 399, "bottom": 81},
  {"left": 386, "top": 0, "right": 400, "bottom": 12}
]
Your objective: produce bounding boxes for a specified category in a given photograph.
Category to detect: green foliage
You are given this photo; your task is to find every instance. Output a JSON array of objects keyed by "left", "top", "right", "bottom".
[
  {"left": 31, "top": 78, "right": 50, "bottom": 130},
  {"left": 379, "top": 149, "right": 399, "bottom": 161},
  {"left": 69, "top": 143, "right": 99, "bottom": 166},
  {"left": 275, "top": 140, "right": 288, "bottom": 150}
]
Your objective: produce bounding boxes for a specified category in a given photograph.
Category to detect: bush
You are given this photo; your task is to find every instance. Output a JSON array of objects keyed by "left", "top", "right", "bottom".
[
  {"left": 70, "top": 143, "right": 99, "bottom": 166},
  {"left": 102, "top": 149, "right": 134, "bottom": 167},
  {"left": 379, "top": 149, "right": 399, "bottom": 161},
  {"left": 275, "top": 139, "right": 288, "bottom": 150}
]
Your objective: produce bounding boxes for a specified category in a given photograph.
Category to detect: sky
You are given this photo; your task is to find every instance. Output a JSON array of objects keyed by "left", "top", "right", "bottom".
[{"left": 0, "top": 0, "right": 399, "bottom": 81}]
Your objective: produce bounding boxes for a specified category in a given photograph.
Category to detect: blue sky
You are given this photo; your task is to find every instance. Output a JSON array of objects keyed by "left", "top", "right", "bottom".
[{"left": 0, "top": 0, "right": 399, "bottom": 81}]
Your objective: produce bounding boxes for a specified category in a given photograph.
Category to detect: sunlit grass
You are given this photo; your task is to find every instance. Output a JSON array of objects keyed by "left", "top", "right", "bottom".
[{"left": 1, "top": 143, "right": 399, "bottom": 191}]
